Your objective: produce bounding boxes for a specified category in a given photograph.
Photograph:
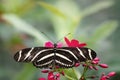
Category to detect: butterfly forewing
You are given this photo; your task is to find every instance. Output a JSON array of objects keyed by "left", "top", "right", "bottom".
[
  {"left": 14, "top": 47, "right": 97, "bottom": 68},
  {"left": 57, "top": 47, "right": 96, "bottom": 62},
  {"left": 14, "top": 47, "right": 53, "bottom": 62}
]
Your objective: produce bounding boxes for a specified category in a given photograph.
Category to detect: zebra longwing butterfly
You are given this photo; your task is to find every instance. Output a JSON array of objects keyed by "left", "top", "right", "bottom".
[{"left": 14, "top": 44, "right": 97, "bottom": 68}]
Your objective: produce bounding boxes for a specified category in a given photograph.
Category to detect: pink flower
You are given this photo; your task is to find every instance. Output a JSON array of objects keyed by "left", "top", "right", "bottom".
[
  {"left": 60, "top": 71, "right": 65, "bottom": 76},
  {"left": 99, "top": 64, "right": 108, "bottom": 68},
  {"left": 39, "top": 71, "right": 61, "bottom": 80},
  {"left": 45, "top": 41, "right": 63, "bottom": 48},
  {"left": 38, "top": 78, "right": 46, "bottom": 80},
  {"left": 92, "top": 57, "right": 100, "bottom": 64},
  {"left": 55, "top": 73, "right": 60, "bottom": 80},
  {"left": 100, "top": 72, "right": 116, "bottom": 80},
  {"left": 90, "top": 57, "right": 108, "bottom": 70},
  {"left": 100, "top": 75, "right": 108, "bottom": 80},
  {"left": 47, "top": 72, "right": 60, "bottom": 80},
  {"left": 45, "top": 42, "right": 54, "bottom": 47},
  {"left": 75, "top": 63, "right": 80, "bottom": 67},
  {"left": 93, "top": 66, "right": 98, "bottom": 70},
  {"left": 64, "top": 37, "right": 86, "bottom": 47},
  {"left": 48, "top": 72, "right": 54, "bottom": 80},
  {"left": 41, "top": 69, "right": 49, "bottom": 73},
  {"left": 107, "top": 72, "right": 116, "bottom": 77}
]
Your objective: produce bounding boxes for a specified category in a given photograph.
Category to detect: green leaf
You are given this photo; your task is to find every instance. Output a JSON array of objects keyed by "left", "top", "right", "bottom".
[
  {"left": 89, "top": 21, "right": 118, "bottom": 44},
  {"left": 49, "top": 0, "right": 80, "bottom": 38},
  {"left": 38, "top": 1, "right": 66, "bottom": 19},
  {"left": 16, "top": 1, "right": 35, "bottom": 15},
  {"left": 13, "top": 64, "right": 37, "bottom": 80},
  {"left": 64, "top": 68, "right": 80, "bottom": 80},
  {"left": 81, "top": 1, "right": 113, "bottom": 18},
  {"left": 2, "top": 14, "right": 48, "bottom": 43}
]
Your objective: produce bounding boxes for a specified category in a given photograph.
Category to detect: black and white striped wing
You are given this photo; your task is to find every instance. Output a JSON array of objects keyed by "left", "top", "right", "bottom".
[
  {"left": 14, "top": 47, "right": 97, "bottom": 68},
  {"left": 57, "top": 47, "right": 97, "bottom": 62},
  {"left": 14, "top": 47, "right": 53, "bottom": 62},
  {"left": 34, "top": 47, "right": 96, "bottom": 68},
  {"left": 34, "top": 48, "right": 77, "bottom": 68},
  {"left": 50, "top": 47, "right": 96, "bottom": 68},
  {"left": 14, "top": 47, "right": 56, "bottom": 68}
]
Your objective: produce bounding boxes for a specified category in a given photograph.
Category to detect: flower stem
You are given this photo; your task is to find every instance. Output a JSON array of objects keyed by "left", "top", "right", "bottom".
[{"left": 79, "top": 65, "right": 89, "bottom": 80}]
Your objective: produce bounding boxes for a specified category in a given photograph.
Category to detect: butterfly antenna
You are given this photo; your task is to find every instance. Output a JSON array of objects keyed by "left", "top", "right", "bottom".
[
  {"left": 41, "top": 32, "right": 55, "bottom": 42},
  {"left": 56, "top": 33, "right": 71, "bottom": 43}
]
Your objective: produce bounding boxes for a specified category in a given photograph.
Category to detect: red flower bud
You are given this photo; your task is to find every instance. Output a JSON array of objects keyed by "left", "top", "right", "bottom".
[
  {"left": 60, "top": 71, "right": 65, "bottom": 76},
  {"left": 107, "top": 72, "right": 116, "bottom": 77},
  {"left": 75, "top": 63, "right": 80, "bottom": 67},
  {"left": 99, "top": 64, "right": 108, "bottom": 68},
  {"left": 94, "top": 57, "right": 100, "bottom": 61},
  {"left": 38, "top": 78, "right": 46, "bottom": 80},
  {"left": 92, "top": 61, "right": 99, "bottom": 64},
  {"left": 48, "top": 72, "right": 54, "bottom": 80},
  {"left": 93, "top": 66, "right": 98, "bottom": 70},
  {"left": 100, "top": 75, "right": 108, "bottom": 80},
  {"left": 41, "top": 69, "right": 49, "bottom": 73},
  {"left": 56, "top": 73, "right": 60, "bottom": 77},
  {"left": 89, "top": 66, "right": 93, "bottom": 69}
]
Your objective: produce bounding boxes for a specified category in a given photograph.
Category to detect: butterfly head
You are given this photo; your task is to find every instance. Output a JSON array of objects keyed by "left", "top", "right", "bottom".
[{"left": 53, "top": 43, "right": 57, "bottom": 48}]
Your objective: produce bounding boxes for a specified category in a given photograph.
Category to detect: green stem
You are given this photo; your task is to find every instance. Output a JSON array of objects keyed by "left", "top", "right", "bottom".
[{"left": 79, "top": 66, "right": 88, "bottom": 80}]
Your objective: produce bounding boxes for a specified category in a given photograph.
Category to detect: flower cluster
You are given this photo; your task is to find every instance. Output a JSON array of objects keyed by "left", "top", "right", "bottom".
[
  {"left": 84, "top": 57, "right": 109, "bottom": 70},
  {"left": 38, "top": 37, "right": 115, "bottom": 80},
  {"left": 80, "top": 57, "right": 115, "bottom": 80},
  {"left": 39, "top": 71, "right": 60, "bottom": 80},
  {"left": 39, "top": 68, "right": 65, "bottom": 80}
]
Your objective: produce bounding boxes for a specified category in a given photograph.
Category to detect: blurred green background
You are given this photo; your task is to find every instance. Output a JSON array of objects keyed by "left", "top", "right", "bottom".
[{"left": 0, "top": 0, "right": 120, "bottom": 80}]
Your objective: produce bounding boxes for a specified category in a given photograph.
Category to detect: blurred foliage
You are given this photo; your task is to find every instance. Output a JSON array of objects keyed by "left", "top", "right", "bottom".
[{"left": 0, "top": 0, "right": 120, "bottom": 80}]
